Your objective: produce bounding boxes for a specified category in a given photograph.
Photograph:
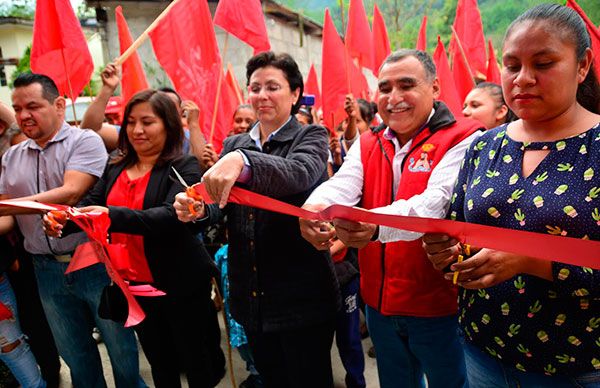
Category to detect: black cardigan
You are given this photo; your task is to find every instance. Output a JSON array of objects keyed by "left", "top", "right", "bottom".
[
  {"left": 200, "top": 117, "right": 341, "bottom": 332},
  {"left": 78, "top": 155, "right": 215, "bottom": 296}
]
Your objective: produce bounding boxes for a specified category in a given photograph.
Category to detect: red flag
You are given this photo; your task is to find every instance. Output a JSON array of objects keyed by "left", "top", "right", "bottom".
[
  {"left": 449, "top": 0, "right": 486, "bottom": 78},
  {"left": 372, "top": 4, "right": 391, "bottom": 76},
  {"left": 304, "top": 64, "right": 322, "bottom": 110},
  {"left": 451, "top": 31, "right": 476, "bottom": 103},
  {"left": 149, "top": 0, "right": 228, "bottom": 153},
  {"left": 346, "top": 0, "right": 373, "bottom": 71},
  {"left": 31, "top": 0, "right": 93, "bottom": 101},
  {"left": 486, "top": 39, "right": 501, "bottom": 84},
  {"left": 115, "top": 6, "right": 149, "bottom": 106},
  {"left": 225, "top": 63, "right": 244, "bottom": 105},
  {"left": 566, "top": 0, "right": 600, "bottom": 78},
  {"left": 221, "top": 68, "right": 240, "bottom": 134},
  {"left": 416, "top": 15, "right": 428, "bottom": 51},
  {"left": 322, "top": 8, "right": 360, "bottom": 131},
  {"left": 214, "top": 0, "right": 270, "bottom": 55},
  {"left": 433, "top": 36, "right": 463, "bottom": 117}
]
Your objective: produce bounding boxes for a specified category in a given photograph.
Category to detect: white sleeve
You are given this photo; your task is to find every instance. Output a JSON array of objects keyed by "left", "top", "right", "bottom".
[
  {"left": 376, "top": 131, "right": 481, "bottom": 242},
  {"left": 305, "top": 137, "right": 364, "bottom": 207}
]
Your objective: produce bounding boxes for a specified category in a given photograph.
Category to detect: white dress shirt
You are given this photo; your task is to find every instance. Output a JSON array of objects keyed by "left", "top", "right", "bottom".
[{"left": 305, "top": 122, "right": 481, "bottom": 243}]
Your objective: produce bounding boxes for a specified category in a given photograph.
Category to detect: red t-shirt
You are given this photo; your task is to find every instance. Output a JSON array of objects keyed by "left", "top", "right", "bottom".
[{"left": 106, "top": 169, "right": 154, "bottom": 283}]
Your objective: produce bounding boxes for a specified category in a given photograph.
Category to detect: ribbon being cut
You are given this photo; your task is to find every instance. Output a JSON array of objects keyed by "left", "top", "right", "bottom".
[{"left": 0, "top": 183, "right": 598, "bottom": 326}]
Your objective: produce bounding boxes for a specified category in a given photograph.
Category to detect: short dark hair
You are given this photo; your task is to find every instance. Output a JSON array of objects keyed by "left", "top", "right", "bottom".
[
  {"left": 114, "top": 89, "right": 183, "bottom": 167},
  {"left": 473, "top": 82, "right": 517, "bottom": 123},
  {"left": 157, "top": 87, "right": 182, "bottom": 105},
  {"left": 380, "top": 49, "right": 437, "bottom": 82},
  {"left": 246, "top": 51, "right": 304, "bottom": 114},
  {"left": 505, "top": 4, "right": 600, "bottom": 114},
  {"left": 296, "top": 106, "right": 313, "bottom": 124},
  {"left": 356, "top": 98, "right": 374, "bottom": 123},
  {"left": 234, "top": 104, "right": 253, "bottom": 117},
  {"left": 13, "top": 73, "right": 60, "bottom": 102}
]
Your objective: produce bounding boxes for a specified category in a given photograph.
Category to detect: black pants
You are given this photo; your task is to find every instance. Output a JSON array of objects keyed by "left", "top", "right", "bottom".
[
  {"left": 135, "top": 285, "right": 225, "bottom": 388},
  {"left": 8, "top": 252, "right": 61, "bottom": 388},
  {"left": 246, "top": 319, "right": 336, "bottom": 388}
]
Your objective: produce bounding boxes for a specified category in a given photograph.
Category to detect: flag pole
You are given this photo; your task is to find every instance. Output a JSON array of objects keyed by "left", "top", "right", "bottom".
[
  {"left": 114, "top": 0, "right": 182, "bottom": 66},
  {"left": 60, "top": 48, "right": 79, "bottom": 126},
  {"left": 209, "top": 33, "right": 229, "bottom": 144},
  {"left": 450, "top": 26, "right": 476, "bottom": 86}
]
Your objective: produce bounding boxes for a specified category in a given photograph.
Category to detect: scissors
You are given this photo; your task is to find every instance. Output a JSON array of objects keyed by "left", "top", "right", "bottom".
[{"left": 171, "top": 167, "right": 204, "bottom": 217}]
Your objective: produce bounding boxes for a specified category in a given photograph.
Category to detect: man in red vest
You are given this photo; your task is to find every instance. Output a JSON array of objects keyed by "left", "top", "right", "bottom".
[{"left": 300, "top": 49, "right": 483, "bottom": 388}]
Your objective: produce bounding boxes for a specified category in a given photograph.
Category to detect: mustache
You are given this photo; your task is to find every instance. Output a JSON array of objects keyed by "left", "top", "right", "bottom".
[{"left": 386, "top": 102, "right": 411, "bottom": 111}]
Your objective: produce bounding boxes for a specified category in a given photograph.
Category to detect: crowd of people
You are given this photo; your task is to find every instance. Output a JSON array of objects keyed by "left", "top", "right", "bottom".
[{"left": 0, "top": 3, "right": 596, "bottom": 388}]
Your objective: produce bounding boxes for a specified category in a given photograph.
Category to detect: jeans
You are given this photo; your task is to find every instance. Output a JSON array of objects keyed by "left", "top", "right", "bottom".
[
  {"left": 0, "top": 275, "right": 45, "bottom": 388},
  {"left": 32, "top": 255, "right": 146, "bottom": 388},
  {"left": 335, "top": 277, "right": 365, "bottom": 388},
  {"left": 366, "top": 305, "right": 467, "bottom": 388},
  {"left": 464, "top": 339, "right": 600, "bottom": 388}
]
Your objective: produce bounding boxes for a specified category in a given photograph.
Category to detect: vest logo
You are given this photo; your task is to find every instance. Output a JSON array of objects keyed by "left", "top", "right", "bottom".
[{"left": 408, "top": 143, "right": 435, "bottom": 172}]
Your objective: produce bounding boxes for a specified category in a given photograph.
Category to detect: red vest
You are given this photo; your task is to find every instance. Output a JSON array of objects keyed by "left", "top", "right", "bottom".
[{"left": 359, "top": 116, "right": 481, "bottom": 317}]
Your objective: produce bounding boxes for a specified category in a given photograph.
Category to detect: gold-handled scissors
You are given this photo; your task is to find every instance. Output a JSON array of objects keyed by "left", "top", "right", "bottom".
[{"left": 171, "top": 167, "right": 203, "bottom": 217}]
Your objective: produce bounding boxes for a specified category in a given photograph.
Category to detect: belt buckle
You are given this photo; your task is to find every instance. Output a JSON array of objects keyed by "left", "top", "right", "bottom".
[{"left": 54, "top": 254, "right": 72, "bottom": 263}]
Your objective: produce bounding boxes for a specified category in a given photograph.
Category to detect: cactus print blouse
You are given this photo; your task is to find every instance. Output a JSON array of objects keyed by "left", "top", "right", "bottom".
[{"left": 448, "top": 122, "right": 600, "bottom": 377}]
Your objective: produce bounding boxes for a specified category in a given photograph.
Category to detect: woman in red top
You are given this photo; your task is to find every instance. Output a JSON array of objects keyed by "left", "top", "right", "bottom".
[{"left": 44, "top": 90, "right": 224, "bottom": 388}]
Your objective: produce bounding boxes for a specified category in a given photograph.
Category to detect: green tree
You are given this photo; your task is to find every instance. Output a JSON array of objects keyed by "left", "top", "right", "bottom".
[{"left": 9, "top": 45, "right": 31, "bottom": 87}]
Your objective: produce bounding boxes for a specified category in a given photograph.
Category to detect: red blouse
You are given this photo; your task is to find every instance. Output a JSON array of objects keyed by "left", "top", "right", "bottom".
[{"left": 106, "top": 169, "right": 154, "bottom": 283}]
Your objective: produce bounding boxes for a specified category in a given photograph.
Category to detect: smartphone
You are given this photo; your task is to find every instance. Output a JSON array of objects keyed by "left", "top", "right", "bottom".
[{"left": 300, "top": 94, "right": 315, "bottom": 107}]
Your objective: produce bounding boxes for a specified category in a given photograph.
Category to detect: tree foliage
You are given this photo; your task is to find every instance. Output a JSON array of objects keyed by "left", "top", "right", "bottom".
[{"left": 278, "top": 0, "right": 600, "bottom": 53}]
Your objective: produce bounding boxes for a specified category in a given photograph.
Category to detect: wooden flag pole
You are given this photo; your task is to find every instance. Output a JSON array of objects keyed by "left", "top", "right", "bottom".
[
  {"left": 114, "top": 0, "right": 182, "bottom": 66},
  {"left": 208, "top": 33, "right": 229, "bottom": 144},
  {"left": 450, "top": 26, "right": 476, "bottom": 86}
]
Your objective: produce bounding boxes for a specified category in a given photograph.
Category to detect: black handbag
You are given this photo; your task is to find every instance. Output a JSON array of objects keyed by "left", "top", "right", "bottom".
[{"left": 98, "top": 283, "right": 128, "bottom": 323}]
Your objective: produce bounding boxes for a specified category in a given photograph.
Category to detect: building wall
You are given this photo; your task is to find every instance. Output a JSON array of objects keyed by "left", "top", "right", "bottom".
[
  {"left": 0, "top": 24, "right": 32, "bottom": 104},
  {"left": 0, "top": 22, "right": 106, "bottom": 105},
  {"left": 96, "top": 1, "right": 323, "bottom": 100}
]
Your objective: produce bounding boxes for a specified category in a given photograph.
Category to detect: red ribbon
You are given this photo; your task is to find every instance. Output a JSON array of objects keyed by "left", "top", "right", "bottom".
[
  {"left": 195, "top": 184, "right": 600, "bottom": 270},
  {"left": 0, "top": 201, "right": 162, "bottom": 327}
]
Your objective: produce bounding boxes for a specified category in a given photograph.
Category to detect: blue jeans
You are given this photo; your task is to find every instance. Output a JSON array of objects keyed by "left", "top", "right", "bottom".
[
  {"left": 335, "top": 277, "right": 365, "bottom": 388},
  {"left": 366, "top": 305, "right": 467, "bottom": 388},
  {"left": 32, "top": 255, "right": 146, "bottom": 388},
  {"left": 464, "top": 339, "right": 600, "bottom": 388},
  {"left": 0, "top": 275, "right": 45, "bottom": 388}
]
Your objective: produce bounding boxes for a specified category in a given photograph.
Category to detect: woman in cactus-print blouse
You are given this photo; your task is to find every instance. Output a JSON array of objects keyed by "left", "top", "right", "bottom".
[{"left": 423, "top": 4, "right": 600, "bottom": 387}]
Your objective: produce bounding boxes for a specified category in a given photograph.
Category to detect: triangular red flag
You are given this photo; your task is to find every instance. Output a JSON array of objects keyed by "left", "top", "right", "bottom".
[
  {"left": 115, "top": 6, "right": 149, "bottom": 107},
  {"left": 486, "top": 39, "right": 501, "bottom": 84},
  {"left": 31, "top": 0, "right": 93, "bottom": 101},
  {"left": 449, "top": 0, "right": 487, "bottom": 78},
  {"left": 304, "top": 64, "right": 322, "bottom": 110},
  {"left": 149, "top": 0, "right": 227, "bottom": 153},
  {"left": 322, "top": 8, "right": 351, "bottom": 131},
  {"left": 566, "top": 0, "right": 600, "bottom": 78},
  {"left": 372, "top": 4, "right": 391, "bottom": 76},
  {"left": 221, "top": 68, "right": 240, "bottom": 134},
  {"left": 451, "top": 31, "right": 476, "bottom": 103},
  {"left": 433, "top": 36, "right": 463, "bottom": 117},
  {"left": 214, "top": 0, "right": 270, "bottom": 55},
  {"left": 416, "top": 15, "right": 428, "bottom": 51},
  {"left": 351, "top": 63, "right": 371, "bottom": 101},
  {"left": 225, "top": 63, "right": 244, "bottom": 105},
  {"left": 346, "top": 0, "right": 373, "bottom": 71}
]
